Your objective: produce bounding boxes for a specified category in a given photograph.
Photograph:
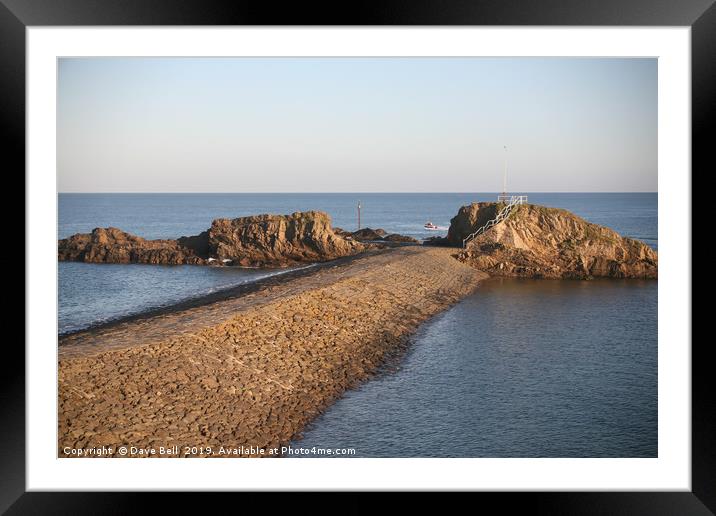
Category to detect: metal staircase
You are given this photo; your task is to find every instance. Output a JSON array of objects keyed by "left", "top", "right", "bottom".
[{"left": 462, "top": 195, "right": 528, "bottom": 248}]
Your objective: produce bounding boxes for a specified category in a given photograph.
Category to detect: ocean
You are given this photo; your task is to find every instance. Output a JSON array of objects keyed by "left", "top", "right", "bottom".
[
  {"left": 58, "top": 193, "right": 657, "bottom": 457},
  {"left": 291, "top": 277, "right": 657, "bottom": 457},
  {"left": 58, "top": 192, "right": 656, "bottom": 334}
]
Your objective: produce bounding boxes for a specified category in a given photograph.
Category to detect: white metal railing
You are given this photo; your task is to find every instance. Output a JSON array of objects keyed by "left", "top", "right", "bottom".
[
  {"left": 497, "top": 194, "right": 528, "bottom": 203},
  {"left": 462, "top": 195, "right": 528, "bottom": 248}
]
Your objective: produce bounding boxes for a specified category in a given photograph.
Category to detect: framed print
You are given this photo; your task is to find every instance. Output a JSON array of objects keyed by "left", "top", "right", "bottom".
[{"left": 5, "top": 0, "right": 709, "bottom": 512}]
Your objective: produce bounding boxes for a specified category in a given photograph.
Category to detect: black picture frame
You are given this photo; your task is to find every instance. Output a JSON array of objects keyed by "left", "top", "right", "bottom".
[{"left": 5, "top": 0, "right": 707, "bottom": 512}]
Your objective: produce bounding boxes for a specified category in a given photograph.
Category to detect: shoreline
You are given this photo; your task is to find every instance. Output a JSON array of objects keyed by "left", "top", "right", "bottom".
[{"left": 59, "top": 246, "right": 487, "bottom": 456}]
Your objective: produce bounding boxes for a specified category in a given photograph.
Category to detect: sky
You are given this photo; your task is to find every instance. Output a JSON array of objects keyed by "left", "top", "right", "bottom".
[{"left": 58, "top": 57, "right": 657, "bottom": 193}]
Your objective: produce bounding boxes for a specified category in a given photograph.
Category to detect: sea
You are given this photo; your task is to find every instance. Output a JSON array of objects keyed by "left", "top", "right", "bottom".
[{"left": 58, "top": 193, "right": 657, "bottom": 457}]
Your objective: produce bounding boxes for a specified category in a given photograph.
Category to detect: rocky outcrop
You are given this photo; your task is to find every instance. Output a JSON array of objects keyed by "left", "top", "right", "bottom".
[
  {"left": 351, "top": 228, "right": 387, "bottom": 241},
  {"left": 206, "top": 211, "right": 363, "bottom": 267},
  {"left": 447, "top": 203, "right": 502, "bottom": 246},
  {"left": 58, "top": 211, "right": 364, "bottom": 268},
  {"left": 57, "top": 227, "right": 206, "bottom": 265},
  {"left": 349, "top": 227, "right": 418, "bottom": 243},
  {"left": 452, "top": 202, "right": 657, "bottom": 279},
  {"left": 383, "top": 233, "right": 419, "bottom": 243},
  {"left": 333, "top": 227, "right": 418, "bottom": 244},
  {"left": 332, "top": 227, "right": 353, "bottom": 239}
]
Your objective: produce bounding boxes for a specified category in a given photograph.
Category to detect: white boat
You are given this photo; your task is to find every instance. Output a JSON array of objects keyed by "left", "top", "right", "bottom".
[{"left": 424, "top": 221, "right": 439, "bottom": 230}]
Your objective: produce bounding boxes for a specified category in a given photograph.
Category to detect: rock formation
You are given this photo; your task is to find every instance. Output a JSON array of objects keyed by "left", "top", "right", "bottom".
[
  {"left": 332, "top": 227, "right": 353, "bottom": 239},
  {"left": 383, "top": 233, "right": 419, "bottom": 243},
  {"left": 206, "top": 211, "right": 363, "bottom": 267},
  {"left": 58, "top": 211, "right": 364, "bottom": 268},
  {"left": 351, "top": 227, "right": 387, "bottom": 241},
  {"left": 325, "top": 227, "right": 417, "bottom": 243},
  {"left": 348, "top": 227, "right": 418, "bottom": 243},
  {"left": 451, "top": 202, "right": 657, "bottom": 279},
  {"left": 57, "top": 227, "right": 206, "bottom": 265}
]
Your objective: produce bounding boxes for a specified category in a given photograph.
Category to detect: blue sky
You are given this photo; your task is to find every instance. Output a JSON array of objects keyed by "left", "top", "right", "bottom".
[{"left": 58, "top": 57, "right": 657, "bottom": 192}]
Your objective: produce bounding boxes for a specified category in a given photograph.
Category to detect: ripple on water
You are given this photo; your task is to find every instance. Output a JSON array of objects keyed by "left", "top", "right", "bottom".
[{"left": 291, "top": 277, "right": 657, "bottom": 458}]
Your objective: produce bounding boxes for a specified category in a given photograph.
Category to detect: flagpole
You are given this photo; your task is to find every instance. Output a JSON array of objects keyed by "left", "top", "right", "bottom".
[{"left": 502, "top": 145, "right": 507, "bottom": 197}]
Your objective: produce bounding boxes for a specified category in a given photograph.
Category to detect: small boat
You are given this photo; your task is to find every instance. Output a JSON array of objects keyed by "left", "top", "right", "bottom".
[{"left": 424, "top": 221, "right": 439, "bottom": 230}]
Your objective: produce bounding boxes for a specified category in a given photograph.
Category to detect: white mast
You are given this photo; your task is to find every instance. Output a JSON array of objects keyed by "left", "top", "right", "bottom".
[{"left": 502, "top": 145, "right": 507, "bottom": 197}]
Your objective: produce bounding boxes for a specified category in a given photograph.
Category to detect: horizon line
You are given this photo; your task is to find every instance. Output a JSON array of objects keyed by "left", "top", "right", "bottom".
[{"left": 57, "top": 191, "right": 659, "bottom": 195}]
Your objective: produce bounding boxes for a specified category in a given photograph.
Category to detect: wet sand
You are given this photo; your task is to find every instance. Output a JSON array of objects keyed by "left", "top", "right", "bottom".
[{"left": 58, "top": 246, "right": 487, "bottom": 457}]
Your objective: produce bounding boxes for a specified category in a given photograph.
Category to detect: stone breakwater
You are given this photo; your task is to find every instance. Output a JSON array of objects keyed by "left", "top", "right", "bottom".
[{"left": 59, "top": 246, "right": 487, "bottom": 457}]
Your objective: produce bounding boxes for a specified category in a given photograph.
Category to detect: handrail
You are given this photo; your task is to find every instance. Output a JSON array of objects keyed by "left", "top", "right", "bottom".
[{"left": 462, "top": 195, "right": 527, "bottom": 248}]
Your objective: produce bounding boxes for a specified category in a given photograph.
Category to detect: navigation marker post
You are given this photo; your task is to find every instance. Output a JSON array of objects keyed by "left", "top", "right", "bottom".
[{"left": 502, "top": 145, "right": 508, "bottom": 198}]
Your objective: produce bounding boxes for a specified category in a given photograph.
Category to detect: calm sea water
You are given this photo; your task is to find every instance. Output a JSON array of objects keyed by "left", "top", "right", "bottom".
[
  {"left": 291, "top": 277, "right": 657, "bottom": 458},
  {"left": 59, "top": 192, "right": 657, "bottom": 245},
  {"left": 58, "top": 192, "right": 657, "bottom": 457},
  {"left": 58, "top": 262, "right": 309, "bottom": 334},
  {"left": 58, "top": 193, "right": 656, "bottom": 331}
]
